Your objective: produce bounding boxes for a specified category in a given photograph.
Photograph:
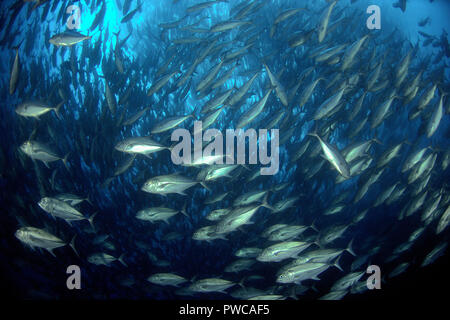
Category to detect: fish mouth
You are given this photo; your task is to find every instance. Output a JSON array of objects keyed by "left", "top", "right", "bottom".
[
  {"left": 37, "top": 200, "right": 46, "bottom": 210},
  {"left": 14, "top": 230, "right": 23, "bottom": 240}
]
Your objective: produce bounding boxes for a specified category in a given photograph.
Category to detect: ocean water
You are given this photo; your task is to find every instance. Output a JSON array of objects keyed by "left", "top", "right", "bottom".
[{"left": 0, "top": 0, "right": 449, "bottom": 300}]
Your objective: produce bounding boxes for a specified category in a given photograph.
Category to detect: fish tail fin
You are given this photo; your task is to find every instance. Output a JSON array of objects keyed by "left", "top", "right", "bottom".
[
  {"left": 238, "top": 277, "right": 246, "bottom": 288},
  {"left": 310, "top": 219, "right": 319, "bottom": 233},
  {"left": 200, "top": 182, "right": 211, "bottom": 192},
  {"left": 180, "top": 201, "right": 188, "bottom": 218},
  {"left": 312, "top": 236, "right": 322, "bottom": 249},
  {"left": 54, "top": 100, "right": 64, "bottom": 119},
  {"left": 333, "top": 255, "right": 344, "bottom": 272},
  {"left": 62, "top": 153, "right": 70, "bottom": 170},
  {"left": 69, "top": 235, "right": 79, "bottom": 257},
  {"left": 333, "top": 256, "right": 344, "bottom": 272},
  {"left": 88, "top": 212, "right": 98, "bottom": 232},
  {"left": 261, "top": 193, "right": 274, "bottom": 211},
  {"left": 346, "top": 238, "right": 356, "bottom": 256},
  {"left": 118, "top": 254, "right": 128, "bottom": 267},
  {"left": 85, "top": 192, "right": 94, "bottom": 206}
]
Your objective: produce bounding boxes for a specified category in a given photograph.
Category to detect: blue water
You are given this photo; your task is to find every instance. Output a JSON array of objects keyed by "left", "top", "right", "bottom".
[{"left": 0, "top": 0, "right": 449, "bottom": 300}]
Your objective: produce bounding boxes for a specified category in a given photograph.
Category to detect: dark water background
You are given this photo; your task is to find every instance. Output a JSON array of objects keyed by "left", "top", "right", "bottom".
[{"left": 0, "top": 0, "right": 449, "bottom": 300}]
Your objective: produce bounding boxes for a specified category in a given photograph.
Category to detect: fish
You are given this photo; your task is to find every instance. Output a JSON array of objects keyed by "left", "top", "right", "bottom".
[
  {"left": 49, "top": 31, "right": 92, "bottom": 47},
  {"left": 151, "top": 115, "right": 194, "bottom": 134},
  {"left": 313, "top": 86, "right": 346, "bottom": 120},
  {"left": 122, "top": 107, "right": 150, "bottom": 126},
  {"left": 210, "top": 20, "right": 251, "bottom": 33},
  {"left": 276, "top": 262, "right": 331, "bottom": 284},
  {"left": 147, "top": 70, "right": 180, "bottom": 96},
  {"left": 224, "top": 259, "right": 255, "bottom": 273},
  {"left": 263, "top": 63, "right": 288, "bottom": 107},
  {"left": 15, "top": 227, "right": 77, "bottom": 257},
  {"left": 425, "top": 94, "right": 445, "bottom": 138},
  {"left": 121, "top": 0, "right": 142, "bottom": 24},
  {"left": 188, "top": 278, "right": 236, "bottom": 293},
  {"left": 114, "top": 137, "right": 167, "bottom": 156},
  {"left": 330, "top": 272, "right": 365, "bottom": 291},
  {"left": 141, "top": 174, "right": 207, "bottom": 195},
  {"left": 196, "top": 60, "right": 224, "bottom": 93},
  {"left": 87, "top": 253, "right": 128, "bottom": 267},
  {"left": 186, "top": 0, "right": 227, "bottom": 13},
  {"left": 317, "top": 1, "right": 337, "bottom": 43},
  {"left": 105, "top": 81, "right": 117, "bottom": 115},
  {"left": 436, "top": 205, "right": 450, "bottom": 234},
  {"left": 236, "top": 90, "right": 271, "bottom": 128},
  {"left": 257, "top": 241, "right": 311, "bottom": 262},
  {"left": 15, "top": 100, "right": 64, "bottom": 119},
  {"left": 147, "top": 273, "right": 187, "bottom": 287},
  {"left": 308, "top": 133, "right": 350, "bottom": 179},
  {"left": 235, "top": 247, "right": 262, "bottom": 258},
  {"left": 340, "top": 35, "right": 369, "bottom": 71},
  {"left": 136, "top": 205, "right": 187, "bottom": 224},
  {"left": 215, "top": 200, "right": 273, "bottom": 235},
  {"left": 421, "top": 242, "right": 447, "bottom": 267},
  {"left": 393, "top": 0, "right": 407, "bottom": 12},
  {"left": 2, "top": 0, "right": 450, "bottom": 302},
  {"left": 38, "top": 197, "right": 96, "bottom": 228},
  {"left": 19, "top": 140, "right": 69, "bottom": 169},
  {"left": 274, "top": 8, "right": 306, "bottom": 25},
  {"left": 206, "top": 208, "right": 232, "bottom": 221},
  {"left": 9, "top": 45, "right": 20, "bottom": 95},
  {"left": 55, "top": 193, "right": 91, "bottom": 206},
  {"left": 228, "top": 71, "right": 260, "bottom": 107}
]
